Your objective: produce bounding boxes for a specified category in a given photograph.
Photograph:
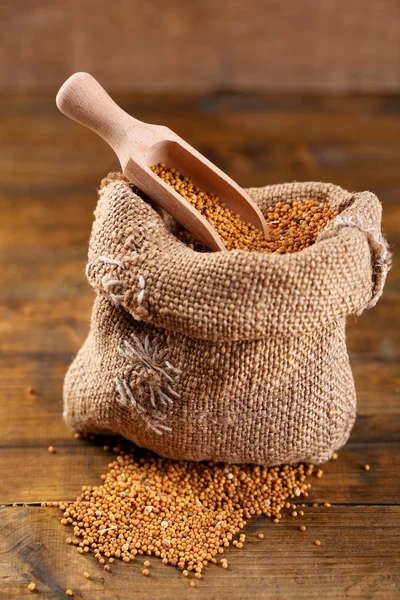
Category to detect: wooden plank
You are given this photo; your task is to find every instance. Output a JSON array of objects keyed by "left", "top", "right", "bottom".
[
  {"left": 0, "top": 193, "right": 96, "bottom": 249},
  {"left": 3, "top": 120, "right": 400, "bottom": 197},
  {"left": 1, "top": 1, "right": 400, "bottom": 93},
  {"left": 0, "top": 247, "right": 89, "bottom": 301},
  {"left": 0, "top": 291, "right": 399, "bottom": 358},
  {"left": 0, "top": 346, "right": 400, "bottom": 444},
  {"left": 1, "top": 398, "right": 399, "bottom": 447},
  {"left": 307, "top": 442, "right": 400, "bottom": 504},
  {"left": 0, "top": 355, "right": 71, "bottom": 444},
  {"left": 0, "top": 93, "right": 398, "bottom": 600},
  {"left": 1, "top": 331, "right": 400, "bottom": 437},
  {"left": 0, "top": 438, "right": 398, "bottom": 505},
  {"left": 0, "top": 353, "right": 399, "bottom": 446},
  {"left": 0, "top": 446, "right": 110, "bottom": 504},
  {"left": 0, "top": 506, "right": 399, "bottom": 599},
  {"left": 4, "top": 91, "right": 400, "bottom": 117},
  {"left": 347, "top": 295, "right": 400, "bottom": 360},
  {"left": 4, "top": 95, "right": 400, "bottom": 196},
  {"left": 352, "top": 362, "right": 400, "bottom": 414},
  {"left": 350, "top": 414, "right": 400, "bottom": 443},
  {"left": 0, "top": 298, "right": 92, "bottom": 354}
]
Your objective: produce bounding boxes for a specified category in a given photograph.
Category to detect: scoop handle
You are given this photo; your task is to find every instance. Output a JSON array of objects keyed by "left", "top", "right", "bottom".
[{"left": 56, "top": 72, "right": 135, "bottom": 154}]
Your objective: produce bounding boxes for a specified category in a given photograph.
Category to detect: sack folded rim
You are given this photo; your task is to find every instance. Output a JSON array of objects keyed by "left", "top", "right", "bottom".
[{"left": 86, "top": 177, "right": 390, "bottom": 341}]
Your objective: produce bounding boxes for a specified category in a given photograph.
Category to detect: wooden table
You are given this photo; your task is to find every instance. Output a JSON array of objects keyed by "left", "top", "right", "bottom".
[{"left": 0, "top": 93, "right": 399, "bottom": 599}]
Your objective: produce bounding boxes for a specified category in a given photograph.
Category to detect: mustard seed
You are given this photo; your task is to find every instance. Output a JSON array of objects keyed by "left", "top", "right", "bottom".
[
  {"left": 142, "top": 569, "right": 149, "bottom": 576},
  {"left": 151, "top": 164, "right": 338, "bottom": 253},
  {"left": 83, "top": 572, "right": 89, "bottom": 579},
  {"left": 299, "top": 525, "right": 306, "bottom": 532},
  {"left": 60, "top": 447, "right": 314, "bottom": 574},
  {"left": 65, "top": 591, "right": 73, "bottom": 597},
  {"left": 48, "top": 446, "right": 56, "bottom": 454},
  {"left": 364, "top": 464, "right": 371, "bottom": 471},
  {"left": 315, "top": 470, "right": 323, "bottom": 478},
  {"left": 332, "top": 452, "right": 339, "bottom": 460},
  {"left": 314, "top": 540, "right": 321, "bottom": 546},
  {"left": 190, "top": 581, "right": 196, "bottom": 587},
  {"left": 143, "top": 560, "right": 150, "bottom": 567},
  {"left": 257, "top": 533, "right": 264, "bottom": 539},
  {"left": 27, "top": 583, "right": 36, "bottom": 592}
]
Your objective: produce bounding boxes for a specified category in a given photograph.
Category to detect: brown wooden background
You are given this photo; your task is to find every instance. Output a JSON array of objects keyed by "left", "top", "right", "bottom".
[
  {"left": 2, "top": 0, "right": 400, "bottom": 93},
  {"left": 1, "top": 2, "right": 400, "bottom": 598},
  {"left": 0, "top": 90, "right": 399, "bottom": 599}
]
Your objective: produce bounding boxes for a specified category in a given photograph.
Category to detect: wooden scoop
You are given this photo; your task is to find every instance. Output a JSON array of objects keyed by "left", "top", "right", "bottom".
[{"left": 56, "top": 72, "right": 268, "bottom": 251}]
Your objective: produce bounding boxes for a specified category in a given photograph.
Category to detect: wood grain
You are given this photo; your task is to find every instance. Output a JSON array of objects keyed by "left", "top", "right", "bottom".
[
  {"left": 4, "top": 94, "right": 400, "bottom": 203},
  {"left": 1, "top": 438, "right": 399, "bottom": 505},
  {"left": 1, "top": 507, "right": 399, "bottom": 600},
  {"left": 1, "top": 370, "right": 400, "bottom": 445},
  {"left": 1, "top": 295, "right": 399, "bottom": 358},
  {"left": 1, "top": 351, "right": 399, "bottom": 453},
  {"left": 1, "top": 1, "right": 400, "bottom": 93},
  {"left": 0, "top": 92, "right": 399, "bottom": 598}
]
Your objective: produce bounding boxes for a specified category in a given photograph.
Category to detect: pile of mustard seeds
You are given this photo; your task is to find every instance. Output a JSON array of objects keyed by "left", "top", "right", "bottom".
[
  {"left": 60, "top": 445, "right": 313, "bottom": 577},
  {"left": 150, "top": 163, "right": 338, "bottom": 252}
]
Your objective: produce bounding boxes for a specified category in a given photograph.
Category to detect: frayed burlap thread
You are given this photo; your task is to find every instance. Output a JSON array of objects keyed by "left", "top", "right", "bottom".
[{"left": 63, "top": 175, "right": 390, "bottom": 465}]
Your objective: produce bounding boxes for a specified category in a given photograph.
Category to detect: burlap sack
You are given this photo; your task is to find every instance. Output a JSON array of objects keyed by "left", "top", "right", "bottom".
[{"left": 63, "top": 174, "right": 390, "bottom": 465}]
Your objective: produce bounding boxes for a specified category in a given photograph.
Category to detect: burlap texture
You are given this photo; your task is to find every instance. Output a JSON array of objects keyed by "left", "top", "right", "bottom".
[{"left": 63, "top": 174, "right": 390, "bottom": 465}]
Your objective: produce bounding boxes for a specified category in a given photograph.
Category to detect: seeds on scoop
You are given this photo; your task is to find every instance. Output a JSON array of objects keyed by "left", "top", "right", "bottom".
[{"left": 151, "top": 164, "right": 338, "bottom": 253}]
